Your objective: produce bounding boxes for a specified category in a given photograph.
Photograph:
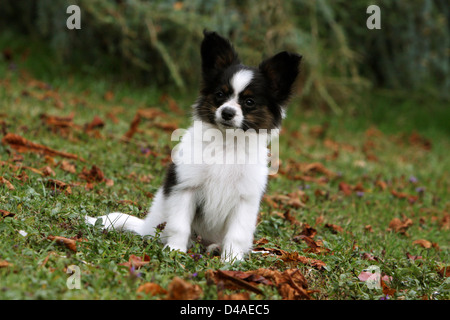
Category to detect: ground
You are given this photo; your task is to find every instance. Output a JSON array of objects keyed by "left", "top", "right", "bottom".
[{"left": 0, "top": 57, "right": 449, "bottom": 300}]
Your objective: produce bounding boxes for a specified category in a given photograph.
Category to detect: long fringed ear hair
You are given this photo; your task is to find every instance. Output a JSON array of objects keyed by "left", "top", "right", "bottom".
[
  {"left": 200, "top": 30, "right": 240, "bottom": 84},
  {"left": 259, "top": 51, "right": 302, "bottom": 105}
]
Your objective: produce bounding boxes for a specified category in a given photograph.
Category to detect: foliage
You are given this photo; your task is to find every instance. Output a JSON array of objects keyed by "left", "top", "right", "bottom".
[
  {"left": 0, "top": 53, "right": 449, "bottom": 299},
  {"left": 1, "top": 0, "right": 448, "bottom": 113}
]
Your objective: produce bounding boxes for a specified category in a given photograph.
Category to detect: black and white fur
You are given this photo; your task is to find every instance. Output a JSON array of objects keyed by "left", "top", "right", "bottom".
[{"left": 86, "top": 31, "right": 301, "bottom": 262}]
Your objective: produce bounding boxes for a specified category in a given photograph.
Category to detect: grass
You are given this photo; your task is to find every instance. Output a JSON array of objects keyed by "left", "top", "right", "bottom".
[{"left": 0, "top": 37, "right": 449, "bottom": 300}]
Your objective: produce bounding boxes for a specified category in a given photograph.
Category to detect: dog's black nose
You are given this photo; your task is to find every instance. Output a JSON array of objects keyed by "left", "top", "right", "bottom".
[{"left": 221, "top": 107, "right": 236, "bottom": 120}]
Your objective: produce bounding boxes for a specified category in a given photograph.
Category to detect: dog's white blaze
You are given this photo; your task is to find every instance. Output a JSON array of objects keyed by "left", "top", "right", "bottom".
[{"left": 230, "top": 69, "right": 253, "bottom": 95}]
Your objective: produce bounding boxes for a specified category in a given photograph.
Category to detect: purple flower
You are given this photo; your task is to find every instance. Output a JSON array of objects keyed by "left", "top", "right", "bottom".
[
  {"left": 379, "top": 295, "right": 390, "bottom": 300},
  {"left": 190, "top": 254, "right": 202, "bottom": 261},
  {"left": 356, "top": 191, "right": 364, "bottom": 197},
  {"left": 409, "top": 176, "right": 418, "bottom": 183},
  {"left": 416, "top": 187, "right": 425, "bottom": 194}
]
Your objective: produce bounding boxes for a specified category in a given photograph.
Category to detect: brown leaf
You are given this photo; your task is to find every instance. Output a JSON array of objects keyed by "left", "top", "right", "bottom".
[
  {"left": 406, "top": 252, "right": 422, "bottom": 261},
  {"left": 375, "top": 180, "right": 388, "bottom": 190},
  {"left": 293, "top": 235, "right": 330, "bottom": 255},
  {"left": 299, "top": 223, "right": 317, "bottom": 238},
  {"left": 440, "top": 213, "right": 450, "bottom": 231},
  {"left": 122, "top": 113, "right": 141, "bottom": 140},
  {"left": 438, "top": 266, "right": 450, "bottom": 278},
  {"left": 46, "top": 179, "right": 72, "bottom": 195},
  {"left": 84, "top": 116, "right": 105, "bottom": 132},
  {"left": 0, "top": 260, "right": 12, "bottom": 268},
  {"left": 58, "top": 160, "right": 76, "bottom": 173},
  {"left": 41, "top": 165, "right": 55, "bottom": 177},
  {"left": 388, "top": 217, "right": 413, "bottom": 235},
  {"left": 412, "top": 239, "right": 432, "bottom": 249},
  {"left": 0, "top": 209, "right": 15, "bottom": 218},
  {"left": 0, "top": 176, "right": 15, "bottom": 190},
  {"left": 119, "top": 254, "right": 150, "bottom": 270},
  {"left": 47, "top": 235, "right": 77, "bottom": 252},
  {"left": 165, "top": 277, "right": 202, "bottom": 300},
  {"left": 324, "top": 223, "right": 344, "bottom": 234},
  {"left": 338, "top": 182, "right": 353, "bottom": 196},
  {"left": 409, "top": 131, "right": 431, "bottom": 150},
  {"left": 103, "top": 91, "right": 114, "bottom": 101},
  {"left": 279, "top": 251, "right": 327, "bottom": 270},
  {"left": 218, "top": 292, "right": 251, "bottom": 300},
  {"left": 211, "top": 270, "right": 267, "bottom": 295},
  {"left": 391, "top": 190, "right": 419, "bottom": 204},
  {"left": 1, "top": 133, "right": 84, "bottom": 161},
  {"left": 381, "top": 279, "right": 396, "bottom": 296},
  {"left": 253, "top": 268, "right": 312, "bottom": 300},
  {"left": 137, "top": 282, "right": 167, "bottom": 297}
]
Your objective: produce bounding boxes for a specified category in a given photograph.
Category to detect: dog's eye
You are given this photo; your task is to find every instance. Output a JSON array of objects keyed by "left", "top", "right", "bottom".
[
  {"left": 215, "top": 91, "right": 224, "bottom": 99},
  {"left": 245, "top": 98, "right": 255, "bottom": 107}
]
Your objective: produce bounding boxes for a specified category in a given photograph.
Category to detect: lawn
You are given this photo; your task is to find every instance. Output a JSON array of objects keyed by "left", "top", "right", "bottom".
[{"left": 0, "top": 41, "right": 449, "bottom": 300}]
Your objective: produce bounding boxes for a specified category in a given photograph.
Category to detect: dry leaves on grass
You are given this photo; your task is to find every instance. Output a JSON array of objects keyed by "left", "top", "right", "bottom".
[
  {"left": 388, "top": 217, "right": 413, "bottom": 235},
  {"left": 78, "top": 165, "right": 114, "bottom": 188},
  {"left": 2, "top": 133, "right": 85, "bottom": 161},
  {"left": 122, "top": 108, "right": 170, "bottom": 140},
  {"left": 136, "top": 282, "right": 168, "bottom": 298},
  {"left": 0, "top": 176, "right": 15, "bottom": 190},
  {"left": 119, "top": 254, "right": 150, "bottom": 270},
  {"left": 47, "top": 235, "right": 78, "bottom": 252},
  {"left": 207, "top": 268, "right": 316, "bottom": 300},
  {"left": 165, "top": 277, "right": 203, "bottom": 300},
  {"left": 46, "top": 179, "right": 72, "bottom": 195}
]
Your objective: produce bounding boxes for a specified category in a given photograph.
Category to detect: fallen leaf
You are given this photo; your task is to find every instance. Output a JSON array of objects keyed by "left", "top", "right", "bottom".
[
  {"left": 438, "top": 266, "right": 450, "bottom": 278},
  {"left": 293, "top": 235, "right": 330, "bottom": 255},
  {"left": 165, "top": 277, "right": 202, "bottom": 300},
  {"left": 58, "top": 160, "right": 76, "bottom": 173},
  {"left": 0, "top": 176, "right": 15, "bottom": 190},
  {"left": 1, "top": 133, "right": 84, "bottom": 161},
  {"left": 339, "top": 182, "right": 353, "bottom": 196},
  {"left": 103, "top": 90, "right": 114, "bottom": 101},
  {"left": 0, "top": 209, "right": 15, "bottom": 218},
  {"left": 279, "top": 251, "right": 327, "bottom": 270},
  {"left": 137, "top": 282, "right": 167, "bottom": 297},
  {"left": 119, "top": 254, "right": 150, "bottom": 270},
  {"left": 46, "top": 179, "right": 72, "bottom": 195},
  {"left": 388, "top": 217, "right": 413, "bottom": 235},
  {"left": 409, "top": 131, "right": 431, "bottom": 150},
  {"left": 218, "top": 292, "right": 251, "bottom": 300},
  {"left": 47, "top": 235, "right": 77, "bottom": 252},
  {"left": 0, "top": 260, "right": 12, "bottom": 268},
  {"left": 208, "top": 270, "right": 267, "bottom": 295},
  {"left": 412, "top": 239, "right": 432, "bottom": 249},
  {"left": 254, "top": 268, "right": 312, "bottom": 300},
  {"left": 84, "top": 115, "right": 105, "bottom": 132},
  {"left": 324, "top": 223, "right": 344, "bottom": 234},
  {"left": 298, "top": 223, "right": 317, "bottom": 238},
  {"left": 406, "top": 252, "right": 422, "bottom": 261},
  {"left": 381, "top": 279, "right": 396, "bottom": 296}
]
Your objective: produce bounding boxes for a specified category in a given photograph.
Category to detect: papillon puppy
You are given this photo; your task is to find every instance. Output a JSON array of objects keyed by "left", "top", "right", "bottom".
[{"left": 86, "top": 31, "right": 301, "bottom": 262}]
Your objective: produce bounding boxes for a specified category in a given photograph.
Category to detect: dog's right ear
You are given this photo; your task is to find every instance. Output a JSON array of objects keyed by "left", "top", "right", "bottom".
[{"left": 201, "top": 30, "right": 240, "bottom": 83}]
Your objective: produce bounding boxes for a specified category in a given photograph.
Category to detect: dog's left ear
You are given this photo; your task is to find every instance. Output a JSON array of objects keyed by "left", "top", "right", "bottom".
[
  {"left": 259, "top": 51, "right": 302, "bottom": 104},
  {"left": 201, "top": 30, "right": 240, "bottom": 83}
]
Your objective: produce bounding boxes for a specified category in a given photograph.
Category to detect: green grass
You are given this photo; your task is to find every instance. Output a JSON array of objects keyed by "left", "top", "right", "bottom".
[{"left": 0, "top": 37, "right": 449, "bottom": 300}]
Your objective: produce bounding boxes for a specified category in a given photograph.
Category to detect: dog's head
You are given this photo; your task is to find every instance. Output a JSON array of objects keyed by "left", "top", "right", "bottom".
[{"left": 195, "top": 31, "right": 302, "bottom": 131}]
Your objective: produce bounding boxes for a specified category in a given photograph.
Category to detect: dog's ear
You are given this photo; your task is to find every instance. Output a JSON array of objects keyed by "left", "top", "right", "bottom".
[
  {"left": 201, "top": 30, "right": 240, "bottom": 82},
  {"left": 259, "top": 51, "right": 302, "bottom": 104}
]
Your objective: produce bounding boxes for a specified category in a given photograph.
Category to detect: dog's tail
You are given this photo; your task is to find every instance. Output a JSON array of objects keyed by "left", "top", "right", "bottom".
[{"left": 85, "top": 212, "right": 146, "bottom": 236}]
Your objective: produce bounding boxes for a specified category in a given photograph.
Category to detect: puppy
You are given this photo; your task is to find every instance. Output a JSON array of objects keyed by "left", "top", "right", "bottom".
[{"left": 86, "top": 31, "right": 301, "bottom": 262}]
